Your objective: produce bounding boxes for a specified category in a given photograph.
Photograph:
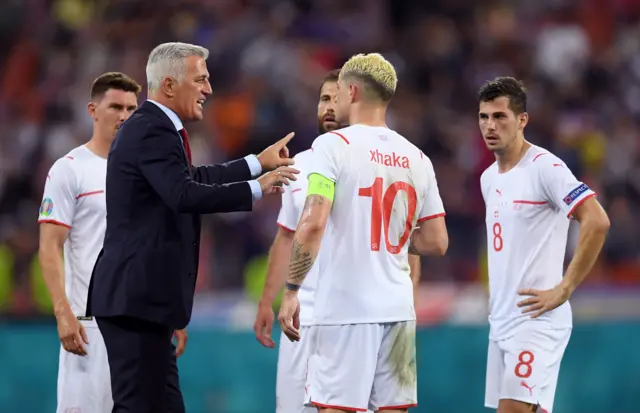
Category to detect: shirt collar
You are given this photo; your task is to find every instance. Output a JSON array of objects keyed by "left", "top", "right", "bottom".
[{"left": 147, "top": 99, "right": 183, "bottom": 131}]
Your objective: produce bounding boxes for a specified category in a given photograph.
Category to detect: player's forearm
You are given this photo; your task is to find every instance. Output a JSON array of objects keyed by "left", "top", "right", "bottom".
[
  {"left": 286, "top": 222, "right": 324, "bottom": 288},
  {"left": 260, "top": 230, "right": 294, "bottom": 306},
  {"left": 38, "top": 247, "right": 70, "bottom": 315},
  {"left": 560, "top": 218, "right": 609, "bottom": 295}
]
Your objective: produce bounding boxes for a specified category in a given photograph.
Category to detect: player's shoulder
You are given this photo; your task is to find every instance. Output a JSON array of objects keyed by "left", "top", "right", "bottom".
[
  {"left": 525, "top": 145, "right": 565, "bottom": 168},
  {"left": 50, "top": 146, "right": 93, "bottom": 172},
  {"left": 311, "top": 128, "right": 353, "bottom": 149}
]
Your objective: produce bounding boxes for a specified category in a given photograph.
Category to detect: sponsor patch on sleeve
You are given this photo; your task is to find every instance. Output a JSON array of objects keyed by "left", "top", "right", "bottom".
[{"left": 563, "top": 183, "right": 589, "bottom": 205}]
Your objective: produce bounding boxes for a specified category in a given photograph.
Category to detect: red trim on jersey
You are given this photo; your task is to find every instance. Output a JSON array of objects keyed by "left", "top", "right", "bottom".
[
  {"left": 277, "top": 223, "right": 295, "bottom": 233},
  {"left": 567, "top": 192, "right": 597, "bottom": 218},
  {"left": 513, "top": 200, "right": 547, "bottom": 205},
  {"left": 311, "top": 401, "right": 367, "bottom": 412},
  {"left": 532, "top": 153, "right": 549, "bottom": 162},
  {"left": 417, "top": 212, "right": 446, "bottom": 223},
  {"left": 539, "top": 407, "right": 549, "bottom": 413},
  {"left": 291, "top": 188, "right": 302, "bottom": 193},
  {"left": 38, "top": 219, "right": 71, "bottom": 229},
  {"left": 378, "top": 403, "right": 418, "bottom": 410},
  {"left": 76, "top": 190, "right": 104, "bottom": 199},
  {"left": 329, "top": 131, "right": 350, "bottom": 144},
  {"left": 65, "top": 156, "right": 74, "bottom": 160},
  {"left": 420, "top": 151, "right": 424, "bottom": 159}
]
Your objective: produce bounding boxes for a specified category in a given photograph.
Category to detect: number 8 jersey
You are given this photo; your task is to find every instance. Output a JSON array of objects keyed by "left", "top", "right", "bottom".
[
  {"left": 480, "top": 145, "right": 596, "bottom": 341},
  {"left": 306, "top": 124, "right": 445, "bottom": 325}
]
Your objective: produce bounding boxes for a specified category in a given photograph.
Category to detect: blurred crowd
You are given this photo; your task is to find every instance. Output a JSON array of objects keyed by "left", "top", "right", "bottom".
[{"left": 0, "top": 0, "right": 639, "bottom": 316}]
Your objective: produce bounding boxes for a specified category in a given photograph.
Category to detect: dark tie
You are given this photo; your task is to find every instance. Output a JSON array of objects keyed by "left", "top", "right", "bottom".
[{"left": 179, "top": 128, "right": 192, "bottom": 167}]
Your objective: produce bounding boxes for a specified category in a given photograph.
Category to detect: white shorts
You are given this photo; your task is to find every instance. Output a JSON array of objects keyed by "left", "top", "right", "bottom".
[
  {"left": 484, "top": 328, "right": 571, "bottom": 413},
  {"left": 57, "top": 321, "right": 112, "bottom": 413},
  {"left": 276, "top": 326, "right": 317, "bottom": 413},
  {"left": 304, "top": 321, "right": 417, "bottom": 412}
]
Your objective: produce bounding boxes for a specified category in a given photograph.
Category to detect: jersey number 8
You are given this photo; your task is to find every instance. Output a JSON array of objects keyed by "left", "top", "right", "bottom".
[{"left": 359, "top": 177, "right": 417, "bottom": 254}]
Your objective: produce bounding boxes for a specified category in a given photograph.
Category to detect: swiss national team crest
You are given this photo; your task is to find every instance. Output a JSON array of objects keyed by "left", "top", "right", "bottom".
[{"left": 39, "top": 197, "right": 54, "bottom": 217}]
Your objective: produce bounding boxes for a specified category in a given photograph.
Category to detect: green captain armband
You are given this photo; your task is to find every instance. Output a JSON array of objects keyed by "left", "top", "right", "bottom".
[{"left": 307, "top": 173, "right": 335, "bottom": 201}]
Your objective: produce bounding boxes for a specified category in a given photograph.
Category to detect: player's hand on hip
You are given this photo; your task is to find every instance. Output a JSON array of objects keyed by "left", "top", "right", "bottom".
[
  {"left": 257, "top": 132, "right": 296, "bottom": 171},
  {"left": 173, "top": 329, "right": 188, "bottom": 357},
  {"left": 254, "top": 301, "right": 276, "bottom": 348},
  {"left": 517, "top": 284, "right": 571, "bottom": 318},
  {"left": 277, "top": 291, "right": 301, "bottom": 342},
  {"left": 56, "top": 310, "right": 89, "bottom": 356},
  {"left": 257, "top": 166, "right": 299, "bottom": 196}
]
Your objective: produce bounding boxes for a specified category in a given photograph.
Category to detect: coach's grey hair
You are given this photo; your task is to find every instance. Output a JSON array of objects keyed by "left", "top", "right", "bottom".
[{"left": 145, "top": 42, "right": 209, "bottom": 92}]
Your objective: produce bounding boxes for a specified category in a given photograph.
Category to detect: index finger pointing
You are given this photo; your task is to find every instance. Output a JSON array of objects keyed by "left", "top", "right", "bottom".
[{"left": 279, "top": 132, "right": 295, "bottom": 145}]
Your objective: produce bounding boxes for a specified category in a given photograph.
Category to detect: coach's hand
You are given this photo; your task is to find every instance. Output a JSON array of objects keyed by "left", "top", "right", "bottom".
[
  {"left": 257, "top": 132, "right": 295, "bottom": 171},
  {"left": 56, "top": 308, "right": 88, "bottom": 356},
  {"left": 257, "top": 166, "right": 299, "bottom": 195},
  {"left": 173, "top": 329, "right": 188, "bottom": 357},
  {"left": 278, "top": 291, "right": 301, "bottom": 342},
  {"left": 517, "top": 284, "right": 571, "bottom": 318},
  {"left": 254, "top": 301, "right": 276, "bottom": 348}
]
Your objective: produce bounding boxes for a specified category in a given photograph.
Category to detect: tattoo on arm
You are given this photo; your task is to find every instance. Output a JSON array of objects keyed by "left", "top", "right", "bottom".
[
  {"left": 286, "top": 194, "right": 327, "bottom": 286},
  {"left": 288, "top": 240, "right": 315, "bottom": 283}
]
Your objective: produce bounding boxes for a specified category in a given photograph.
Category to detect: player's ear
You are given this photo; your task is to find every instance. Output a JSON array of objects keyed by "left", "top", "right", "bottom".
[
  {"left": 518, "top": 112, "right": 529, "bottom": 130},
  {"left": 348, "top": 83, "right": 357, "bottom": 103},
  {"left": 87, "top": 101, "right": 97, "bottom": 119}
]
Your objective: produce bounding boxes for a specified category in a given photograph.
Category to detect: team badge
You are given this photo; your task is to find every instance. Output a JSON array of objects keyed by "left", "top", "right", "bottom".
[{"left": 39, "top": 197, "right": 54, "bottom": 216}]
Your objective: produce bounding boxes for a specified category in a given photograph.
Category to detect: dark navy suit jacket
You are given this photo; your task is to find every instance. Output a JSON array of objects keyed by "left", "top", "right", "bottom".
[{"left": 87, "top": 100, "right": 255, "bottom": 329}]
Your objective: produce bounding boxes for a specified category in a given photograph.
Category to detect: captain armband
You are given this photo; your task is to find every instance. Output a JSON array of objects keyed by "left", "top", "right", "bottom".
[{"left": 307, "top": 173, "right": 335, "bottom": 202}]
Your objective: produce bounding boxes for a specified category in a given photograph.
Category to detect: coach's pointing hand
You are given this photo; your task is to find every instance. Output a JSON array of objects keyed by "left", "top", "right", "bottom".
[
  {"left": 257, "top": 166, "right": 299, "bottom": 195},
  {"left": 257, "top": 132, "right": 295, "bottom": 171}
]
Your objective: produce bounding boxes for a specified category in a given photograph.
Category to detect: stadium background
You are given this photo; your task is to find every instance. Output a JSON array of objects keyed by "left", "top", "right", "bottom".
[{"left": 0, "top": 0, "right": 639, "bottom": 412}]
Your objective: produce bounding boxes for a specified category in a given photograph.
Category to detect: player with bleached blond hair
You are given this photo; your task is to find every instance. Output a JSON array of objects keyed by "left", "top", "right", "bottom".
[{"left": 278, "top": 53, "right": 449, "bottom": 413}]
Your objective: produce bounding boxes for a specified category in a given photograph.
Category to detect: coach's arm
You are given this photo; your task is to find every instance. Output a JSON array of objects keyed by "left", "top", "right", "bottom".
[
  {"left": 139, "top": 126, "right": 254, "bottom": 214},
  {"left": 193, "top": 132, "right": 296, "bottom": 186},
  {"left": 39, "top": 223, "right": 88, "bottom": 356}
]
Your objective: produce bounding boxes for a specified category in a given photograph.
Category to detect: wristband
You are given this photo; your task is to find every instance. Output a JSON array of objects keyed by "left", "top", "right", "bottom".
[{"left": 285, "top": 282, "right": 301, "bottom": 291}]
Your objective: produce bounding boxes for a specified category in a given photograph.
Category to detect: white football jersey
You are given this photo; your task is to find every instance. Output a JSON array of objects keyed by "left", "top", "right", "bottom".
[
  {"left": 306, "top": 124, "right": 445, "bottom": 325},
  {"left": 38, "top": 145, "right": 107, "bottom": 322},
  {"left": 276, "top": 149, "right": 321, "bottom": 326},
  {"left": 481, "top": 144, "right": 595, "bottom": 340}
]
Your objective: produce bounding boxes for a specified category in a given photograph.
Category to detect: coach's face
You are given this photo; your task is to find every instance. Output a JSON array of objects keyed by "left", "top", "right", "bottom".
[
  {"left": 478, "top": 96, "right": 528, "bottom": 153},
  {"left": 172, "top": 55, "right": 212, "bottom": 122},
  {"left": 317, "top": 81, "right": 341, "bottom": 134},
  {"left": 89, "top": 88, "right": 138, "bottom": 139}
]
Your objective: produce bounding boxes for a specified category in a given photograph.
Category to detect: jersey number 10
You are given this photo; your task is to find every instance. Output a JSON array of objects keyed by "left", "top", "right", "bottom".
[{"left": 359, "top": 177, "right": 417, "bottom": 254}]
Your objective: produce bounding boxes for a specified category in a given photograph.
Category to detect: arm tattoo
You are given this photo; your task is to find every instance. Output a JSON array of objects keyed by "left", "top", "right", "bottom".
[
  {"left": 286, "top": 194, "right": 327, "bottom": 287},
  {"left": 288, "top": 239, "right": 315, "bottom": 284}
]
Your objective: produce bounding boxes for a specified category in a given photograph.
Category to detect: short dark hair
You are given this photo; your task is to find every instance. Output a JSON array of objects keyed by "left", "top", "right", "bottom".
[
  {"left": 323, "top": 69, "right": 340, "bottom": 84},
  {"left": 90, "top": 72, "right": 142, "bottom": 100},
  {"left": 477, "top": 77, "right": 527, "bottom": 114}
]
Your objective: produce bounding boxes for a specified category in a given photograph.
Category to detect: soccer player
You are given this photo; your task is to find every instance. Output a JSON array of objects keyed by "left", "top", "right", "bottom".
[
  {"left": 278, "top": 54, "right": 448, "bottom": 413},
  {"left": 38, "top": 72, "right": 154, "bottom": 413},
  {"left": 253, "top": 69, "right": 423, "bottom": 413},
  {"left": 477, "top": 77, "right": 610, "bottom": 413}
]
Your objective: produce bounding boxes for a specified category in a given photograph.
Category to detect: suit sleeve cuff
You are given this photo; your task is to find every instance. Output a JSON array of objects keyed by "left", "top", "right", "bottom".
[
  {"left": 245, "top": 155, "right": 262, "bottom": 177},
  {"left": 248, "top": 180, "right": 263, "bottom": 201}
]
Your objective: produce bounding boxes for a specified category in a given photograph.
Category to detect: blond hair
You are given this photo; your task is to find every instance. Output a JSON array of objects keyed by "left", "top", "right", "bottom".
[{"left": 340, "top": 53, "right": 397, "bottom": 102}]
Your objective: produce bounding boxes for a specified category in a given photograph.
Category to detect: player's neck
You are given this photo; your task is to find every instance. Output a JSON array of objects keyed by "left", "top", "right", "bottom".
[
  {"left": 495, "top": 137, "right": 531, "bottom": 173},
  {"left": 348, "top": 104, "right": 387, "bottom": 128},
  {"left": 85, "top": 135, "right": 111, "bottom": 159}
]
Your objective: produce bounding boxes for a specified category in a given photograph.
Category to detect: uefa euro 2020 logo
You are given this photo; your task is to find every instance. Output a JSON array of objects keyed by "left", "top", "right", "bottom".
[{"left": 39, "top": 197, "right": 54, "bottom": 217}]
